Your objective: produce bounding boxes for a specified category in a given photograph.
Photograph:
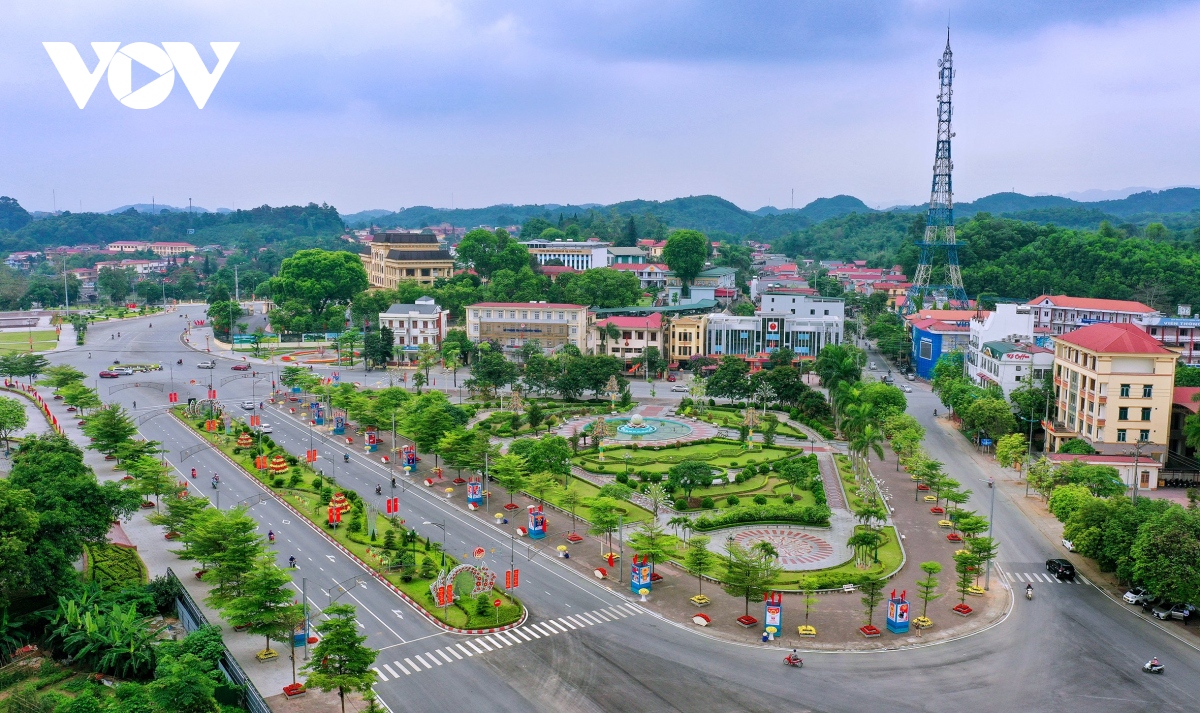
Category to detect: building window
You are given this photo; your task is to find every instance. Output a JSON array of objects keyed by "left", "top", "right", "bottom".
[
  {"left": 557, "top": 312, "right": 564, "bottom": 319},
  {"left": 484, "top": 310, "right": 491, "bottom": 319},
  {"left": 521, "top": 311, "right": 528, "bottom": 319},
  {"left": 1141, "top": 407, "right": 1152, "bottom": 421},
  {"left": 406, "top": 269, "right": 415, "bottom": 276},
  {"left": 1120, "top": 384, "right": 1130, "bottom": 397},
  {"left": 1139, "top": 429, "right": 1150, "bottom": 442},
  {"left": 397, "top": 336, "right": 405, "bottom": 345},
  {"left": 919, "top": 339, "right": 933, "bottom": 360},
  {"left": 1117, "top": 429, "right": 1127, "bottom": 442},
  {"left": 532, "top": 311, "right": 540, "bottom": 320},
  {"left": 1118, "top": 407, "right": 1129, "bottom": 420},
  {"left": 649, "top": 333, "right": 657, "bottom": 342},
  {"left": 508, "top": 311, "right": 516, "bottom": 319},
  {"left": 421, "top": 269, "right": 430, "bottom": 277},
  {"left": 1142, "top": 385, "right": 1153, "bottom": 398}
]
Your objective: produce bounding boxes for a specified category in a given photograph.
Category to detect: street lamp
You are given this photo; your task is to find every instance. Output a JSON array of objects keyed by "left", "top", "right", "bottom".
[
  {"left": 1126, "top": 437, "right": 1150, "bottom": 504},
  {"left": 423, "top": 520, "right": 447, "bottom": 569}
]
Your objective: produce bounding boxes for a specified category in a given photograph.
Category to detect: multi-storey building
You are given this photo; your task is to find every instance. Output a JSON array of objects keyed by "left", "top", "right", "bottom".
[
  {"left": 609, "top": 263, "right": 669, "bottom": 290},
  {"left": 362, "top": 231, "right": 455, "bottom": 288},
  {"left": 665, "top": 266, "right": 737, "bottom": 306},
  {"left": 379, "top": 297, "right": 448, "bottom": 362},
  {"left": 1136, "top": 313, "right": 1200, "bottom": 366},
  {"left": 908, "top": 309, "right": 979, "bottom": 379},
  {"left": 607, "top": 247, "right": 647, "bottom": 265},
  {"left": 519, "top": 239, "right": 609, "bottom": 270},
  {"left": 667, "top": 314, "right": 708, "bottom": 364},
  {"left": 965, "top": 303, "right": 1052, "bottom": 394},
  {"left": 1045, "top": 322, "right": 1177, "bottom": 466},
  {"left": 465, "top": 302, "right": 591, "bottom": 355},
  {"left": 594, "top": 313, "right": 668, "bottom": 373},
  {"left": 705, "top": 294, "right": 843, "bottom": 359},
  {"left": 1027, "top": 295, "right": 1159, "bottom": 336},
  {"left": 105, "top": 241, "right": 196, "bottom": 256}
]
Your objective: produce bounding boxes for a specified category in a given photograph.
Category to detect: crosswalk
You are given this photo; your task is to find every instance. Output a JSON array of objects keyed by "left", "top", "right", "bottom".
[
  {"left": 372, "top": 603, "right": 642, "bottom": 681},
  {"left": 1006, "top": 570, "right": 1090, "bottom": 586}
]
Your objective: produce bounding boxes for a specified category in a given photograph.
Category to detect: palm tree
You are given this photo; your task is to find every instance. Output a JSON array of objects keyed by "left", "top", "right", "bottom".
[
  {"left": 753, "top": 541, "right": 779, "bottom": 560},
  {"left": 667, "top": 516, "right": 689, "bottom": 539}
]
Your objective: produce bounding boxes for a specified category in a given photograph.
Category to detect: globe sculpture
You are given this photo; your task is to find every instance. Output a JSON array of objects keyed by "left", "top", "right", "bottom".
[{"left": 617, "top": 414, "right": 659, "bottom": 436}]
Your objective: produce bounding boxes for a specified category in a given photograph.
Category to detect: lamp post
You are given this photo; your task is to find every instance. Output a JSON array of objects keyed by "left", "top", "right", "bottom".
[
  {"left": 984, "top": 475, "right": 996, "bottom": 590},
  {"left": 423, "top": 520, "right": 447, "bottom": 569},
  {"left": 1127, "top": 438, "right": 1150, "bottom": 504}
]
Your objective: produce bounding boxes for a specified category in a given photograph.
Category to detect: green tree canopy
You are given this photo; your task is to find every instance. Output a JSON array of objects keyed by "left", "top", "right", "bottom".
[{"left": 661, "top": 229, "right": 709, "bottom": 296}]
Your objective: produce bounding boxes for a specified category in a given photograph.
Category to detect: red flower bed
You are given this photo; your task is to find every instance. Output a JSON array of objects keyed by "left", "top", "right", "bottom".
[
  {"left": 946, "top": 533, "right": 963, "bottom": 542},
  {"left": 140, "top": 501, "right": 155, "bottom": 509},
  {"left": 917, "top": 484, "right": 930, "bottom": 491},
  {"left": 952, "top": 603, "right": 973, "bottom": 616},
  {"left": 452, "top": 478, "right": 467, "bottom": 485},
  {"left": 930, "top": 506, "right": 945, "bottom": 514},
  {"left": 859, "top": 625, "right": 881, "bottom": 637},
  {"left": 283, "top": 683, "right": 306, "bottom": 698},
  {"left": 650, "top": 572, "right": 664, "bottom": 582},
  {"left": 503, "top": 503, "right": 520, "bottom": 511},
  {"left": 736, "top": 615, "right": 758, "bottom": 628},
  {"left": 565, "top": 533, "right": 584, "bottom": 543}
]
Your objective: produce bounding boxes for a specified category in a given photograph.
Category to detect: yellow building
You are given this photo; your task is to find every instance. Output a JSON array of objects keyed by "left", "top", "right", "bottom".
[
  {"left": 1045, "top": 322, "right": 1177, "bottom": 466},
  {"left": 362, "top": 231, "right": 455, "bottom": 288},
  {"left": 466, "top": 302, "right": 592, "bottom": 356},
  {"left": 668, "top": 314, "right": 708, "bottom": 364}
]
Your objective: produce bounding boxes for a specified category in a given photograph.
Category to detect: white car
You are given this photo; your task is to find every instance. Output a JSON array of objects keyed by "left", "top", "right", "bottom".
[
  {"left": 901, "top": 384, "right": 913, "bottom": 393},
  {"left": 197, "top": 361, "right": 216, "bottom": 369},
  {"left": 258, "top": 423, "right": 273, "bottom": 433},
  {"left": 671, "top": 384, "right": 688, "bottom": 392},
  {"left": 112, "top": 367, "right": 134, "bottom": 375},
  {"left": 239, "top": 400, "right": 255, "bottom": 410},
  {"left": 1061, "top": 538, "right": 1075, "bottom": 552}
]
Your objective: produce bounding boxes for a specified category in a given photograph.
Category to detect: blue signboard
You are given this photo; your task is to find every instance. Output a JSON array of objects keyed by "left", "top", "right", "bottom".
[{"left": 980, "top": 438, "right": 993, "bottom": 447}]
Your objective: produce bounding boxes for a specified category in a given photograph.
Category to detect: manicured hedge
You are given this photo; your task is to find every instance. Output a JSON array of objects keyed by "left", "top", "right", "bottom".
[
  {"left": 691, "top": 503, "right": 831, "bottom": 530},
  {"left": 85, "top": 543, "right": 148, "bottom": 590}
]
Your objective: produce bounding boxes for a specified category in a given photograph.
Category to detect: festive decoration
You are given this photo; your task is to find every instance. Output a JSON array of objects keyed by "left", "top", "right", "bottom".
[
  {"left": 527, "top": 504, "right": 547, "bottom": 540},
  {"left": 430, "top": 564, "right": 497, "bottom": 603},
  {"left": 886, "top": 589, "right": 910, "bottom": 634},
  {"left": 269, "top": 455, "right": 288, "bottom": 474},
  {"left": 236, "top": 432, "right": 253, "bottom": 448}
]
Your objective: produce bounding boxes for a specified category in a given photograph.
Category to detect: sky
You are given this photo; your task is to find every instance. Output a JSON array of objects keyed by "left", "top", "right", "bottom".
[{"left": 4, "top": 1, "right": 1200, "bottom": 214}]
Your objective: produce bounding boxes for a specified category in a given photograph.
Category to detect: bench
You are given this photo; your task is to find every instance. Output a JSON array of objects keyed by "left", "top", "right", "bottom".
[{"left": 842, "top": 584, "right": 857, "bottom": 594}]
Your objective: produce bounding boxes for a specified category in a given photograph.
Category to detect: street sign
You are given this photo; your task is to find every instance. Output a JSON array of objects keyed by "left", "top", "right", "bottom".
[
  {"left": 493, "top": 599, "right": 502, "bottom": 608},
  {"left": 980, "top": 438, "right": 993, "bottom": 447},
  {"left": 473, "top": 547, "right": 485, "bottom": 559}
]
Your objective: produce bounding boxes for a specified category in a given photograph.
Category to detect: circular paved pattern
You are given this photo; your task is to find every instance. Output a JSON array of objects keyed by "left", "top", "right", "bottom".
[{"left": 732, "top": 527, "right": 837, "bottom": 569}]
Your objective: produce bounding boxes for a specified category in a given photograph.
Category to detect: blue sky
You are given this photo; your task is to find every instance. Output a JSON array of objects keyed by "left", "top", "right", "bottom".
[{"left": 3, "top": 1, "right": 1200, "bottom": 213}]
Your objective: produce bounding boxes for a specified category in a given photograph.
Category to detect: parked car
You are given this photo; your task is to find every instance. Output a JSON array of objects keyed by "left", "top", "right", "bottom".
[
  {"left": 667, "top": 374, "right": 676, "bottom": 382},
  {"left": 197, "top": 361, "right": 216, "bottom": 369},
  {"left": 1045, "top": 558, "right": 1076, "bottom": 580},
  {"left": 231, "top": 363, "right": 251, "bottom": 371},
  {"left": 1152, "top": 603, "right": 1175, "bottom": 620},
  {"left": 239, "top": 400, "right": 255, "bottom": 410},
  {"left": 1123, "top": 586, "right": 1153, "bottom": 605},
  {"left": 670, "top": 384, "right": 687, "bottom": 392},
  {"left": 905, "top": 372, "right": 916, "bottom": 381},
  {"left": 1061, "top": 538, "right": 1075, "bottom": 552},
  {"left": 1170, "top": 603, "right": 1196, "bottom": 620},
  {"left": 98, "top": 370, "right": 119, "bottom": 378}
]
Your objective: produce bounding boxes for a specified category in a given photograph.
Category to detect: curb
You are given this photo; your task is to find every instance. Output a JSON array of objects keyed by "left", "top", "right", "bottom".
[{"left": 169, "top": 411, "right": 528, "bottom": 636}]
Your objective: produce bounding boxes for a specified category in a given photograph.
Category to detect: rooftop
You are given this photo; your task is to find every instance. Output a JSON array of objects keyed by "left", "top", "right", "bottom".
[
  {"left": 1028, "top": 295, "right": 1158, "bottom": 314},
  {"left": 597, "top": 312, "right": 664, "bottom": 330},
  {"left": 373, "top": 231, "right": 441, "bottom": 245},
  {"left": 1055, "top": 322, "right": 1174, "bottom": 355},
  {"left": 607, "top": 247, "right": 647, "bottom": 256},
  {"left": 1046, "top": 454, "right": 1162, "bottom": 466},
  {"left": 382, "top": 301, "right": 442, "bottom": 315},
  {"left": 470, "top": 302, "right": 587, "bottom": 310},
  {"left": 1173, "top": 387, "right": 1200, "bottom": 413},
  {"left": 592, "top": 299, "right": 720, "bottom": 317},
  {"left": 910, "top": 318, "right": 969, "bottom": 333}
]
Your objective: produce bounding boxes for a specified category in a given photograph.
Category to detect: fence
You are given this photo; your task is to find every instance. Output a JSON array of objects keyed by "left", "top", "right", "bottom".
[{"left": 166, "top": 568, "right": 271, "bottom": 713}]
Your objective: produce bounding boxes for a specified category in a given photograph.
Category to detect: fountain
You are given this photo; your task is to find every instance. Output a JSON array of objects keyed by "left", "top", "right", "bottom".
[{"left": 617, "top": 413, "right": 659, "bottom": 436}]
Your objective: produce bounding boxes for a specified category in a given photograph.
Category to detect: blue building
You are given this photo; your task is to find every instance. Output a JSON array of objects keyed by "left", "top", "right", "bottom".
[{"left": 909, "top": 316, "right": 970, "bottom": 379}]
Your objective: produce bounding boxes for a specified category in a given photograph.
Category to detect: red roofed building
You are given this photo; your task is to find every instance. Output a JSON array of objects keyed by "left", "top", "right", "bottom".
[
  {"left": 537, "top": 265, "right": 579, "bottom": 279},
  {"left": 1027, "top": 295, "right": 1159, "bottom": 336},
  {"left": 1168, "top": 387, "right": 1200, "bottom": 474},
  {"left": 608, "top": 262, "right": 669, "bottom": 289},
  {"left": 1046, "top": 322, "right": 1178, "bottom": 463},
  {"left": 594, "top": 312, "right": 667, "bottom": 373}
]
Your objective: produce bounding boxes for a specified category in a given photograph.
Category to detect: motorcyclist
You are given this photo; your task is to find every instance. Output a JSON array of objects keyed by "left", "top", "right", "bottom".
[
  {"left": 785, "top": 649, "right": 801, "bottom": 665},
  {"left": 375, "top": 484, "right": 382, "bottom": 496},
  {"left": 268, "top": 530, "right": 275, "bottom": 543},
  {"left": 88, "top": 352, "right": 91, "bottom": 358},
  {"left": 288, "top": 555, "right": 296, "bottom": 568},
  {"left": 191, "top": 468, "right": 197, "bottom": 478},
  {"left": 1026, "top": 583, "right": 1033, "bottom": 598},
  {"left": 933, "top": 409, "right": 938, "bottom": 417},
  {"left": 1150, "top": 657, "right": 1160, "bottom": 667}
]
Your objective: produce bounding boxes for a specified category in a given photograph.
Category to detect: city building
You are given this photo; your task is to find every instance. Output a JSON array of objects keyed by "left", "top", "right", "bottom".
[
  {"left": 1136, "top": 312, "right": 1200, "bottom": 366},
  {"left": 1045, "top": 322, "right": 1178, "bottom": 462},
  {"left": 362, "top": 230, "right": 455, "bottom": 288},
  {"left": 520, "top": 239, "right": 609, "bottom": 270},
  {"left": 637, "top": 239, "right": 667, "bottom": 259},
  {"left": 760, "top": 291, "right": 844, "bottom": 320},
  {"left": 3, "top": 251, "right": 41, "bottom": 269},
  {"left": 667, "top": 314, "right": 708, "bottom": 365},
  {"left": 1168, "top": 386, "right": 1200, "bottom": 468},
  {"left": 594, "top": 312, "right": 668, "bottom": 372},
  {"left": 1045, "top": 453, "right": 1163, "bottom": 492},
  {"left": 104, "top": 241, "right": 196, "bottom": 256},
  {"left": 94, "top": 258, "right": 169, "bottom": 275},
  {"left": 665, "top": 266, "right": 737, "bottom": 306},
  {"left": 909, "top": 317, "right": 972, "bottom": 379},
  {"left": 970, "top": 341, "right": 1054, "bottom": 395},
  {"left": 609, "top": 262, "right": 668, "bottom": 290},
  {"left": 1027, "top": 295, "right": 1159, "bottom": 336},
  {"left": 703, "top": 294, "right": 843, "bottom": 360},
  {"left": 379, "top": 297, "right": 448, "bottom": 362},
  {"left": 607, "top": 247, "right": 647, "bottom": 265},
  {"left": 465, "top": 302, "right": 591, "bottom": 355}
]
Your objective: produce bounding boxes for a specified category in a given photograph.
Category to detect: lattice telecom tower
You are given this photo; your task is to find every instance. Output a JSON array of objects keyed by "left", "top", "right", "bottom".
[{"left": 907, "top": 30, "right": 968, "bottom": 312}]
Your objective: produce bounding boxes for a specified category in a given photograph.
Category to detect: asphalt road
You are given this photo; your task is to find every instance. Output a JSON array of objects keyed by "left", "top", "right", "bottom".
[{"left": 43, "top": 314, "right": 1200, "bottom": 712}]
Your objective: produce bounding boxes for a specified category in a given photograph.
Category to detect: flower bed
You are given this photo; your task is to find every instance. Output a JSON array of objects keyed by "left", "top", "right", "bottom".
[
  {"left": 913, "top": 616, "right": 932, "bottom": 629},
  {"left": 859, "top": 625, "right": 881, "bottom": 638},
  {"left": 283, "top": 683, "right": 306, "bottom": 698},
  {"left": 929, "top": 506, "right": 944, "bottom": 514},
  {"left": 692, "top": 613, "right": 711, "bottom": 626},
  {"left": 952, "top": 603, "right": 973, "bottom": 616},
  {"left": 691, "top": 503, "right": 831, "bottom": 531},
  {"left": 946, "top": 533, "right": 963, "bottom": 542},
  {"left": 797, "top": 625, "right": 817, "bottom": 637},
  {"left": 736, "top": 615, "right": 758, "bottom": 628}
]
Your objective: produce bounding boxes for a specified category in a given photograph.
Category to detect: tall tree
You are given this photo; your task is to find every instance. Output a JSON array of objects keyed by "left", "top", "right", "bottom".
[
  {"left": 301, "top": 603, "right": 378, "bottom": 713},
  {"left": 0, "top": 397, "right": 27, "bottom": 451},
  {"left": 722, "top": 542, "right": 782, "bottom": 615},
  {"left": 221, "top": 557, "right": 302, "bottom": 657},
  {"left": 683, "top": 536, "right": 714, "bottom": 594},
  {"left": 661, "top": 229, "right": 710, "bottom": 297},
  {"left": 489, "top": 453, "right": 529, "bottom": 505}
]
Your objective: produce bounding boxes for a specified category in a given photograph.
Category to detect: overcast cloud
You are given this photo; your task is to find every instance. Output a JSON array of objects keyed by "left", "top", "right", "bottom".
[{"left": 2, "top": 1, "right": 1198, "bottom": 213}]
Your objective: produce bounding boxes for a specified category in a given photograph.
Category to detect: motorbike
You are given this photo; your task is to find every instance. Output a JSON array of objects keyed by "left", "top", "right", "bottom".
[
  {"left": 375, "top": 485, "right": 382, "bottom": 496},
  {"left": 783, "top": 655, "right": 803, "bottom": 668},
  {"left": 1026, "top": 587, "right": 1033, "bottom": 601},
  {"left": 1144, "top": 660, "right": 1164, "bottom": 675},
  {"left": 177, "top": 359, "right": 183, "bottom": 365},
  {"left": 933, "top": 409, "right": 938, "bottom": 417},
  {"left": 344, "top": 454, "right": 350, "bottom": 463}
]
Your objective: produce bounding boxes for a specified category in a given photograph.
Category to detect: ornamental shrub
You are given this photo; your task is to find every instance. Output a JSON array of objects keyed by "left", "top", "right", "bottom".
[
  {"left": 730, "top": 461, "right": 739, "bottom": 468},
  {"left": 782, "top": 495, "right": 795, "bottom": 505},
  {"left": 691, "top": 503, "right": 832, "bottom": 530},
  {"left": 615, "top": 473, "right": 629, "bottom": 484},
  {"left": 742, "top": 464, "right": 757, "bottom": 477},
  {"left": 753, "top": 494, "right": 768, "bottom": 506},
  {"left": 475, "top": 592, "right": 492, "bottom": 616},
  {"left": 674, "top": 498, "right": 689, "bottom": 510},
  {"left": 700, "top": 497, "right": 715, "bottom": 509},
  {"left": 272, "top": 478, "right": 285, "bottom": 488},
  {"left": 726, "top": 496, "right": 740, "bottom": 507}
]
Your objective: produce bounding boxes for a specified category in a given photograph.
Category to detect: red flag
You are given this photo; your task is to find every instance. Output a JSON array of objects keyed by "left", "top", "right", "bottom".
[
  {"left": 607, "top": 553, "right": 615, "bottom": 568},
  {"left": 505, "top": 570, "right": 511, "bottom": 589},
  {"left": 512, "top": 569, "right": 519, "bottom": 587}
]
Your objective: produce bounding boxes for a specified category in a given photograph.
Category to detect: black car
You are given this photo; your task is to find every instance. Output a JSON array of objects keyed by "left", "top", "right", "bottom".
[{"left": 1046, "top": 558, "right": 1076, "bottom": 580}]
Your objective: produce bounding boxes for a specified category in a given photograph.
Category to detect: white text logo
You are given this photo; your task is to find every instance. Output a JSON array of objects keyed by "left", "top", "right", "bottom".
[{"left": 43, "top": 42, "right": 239, "bottom": 109}]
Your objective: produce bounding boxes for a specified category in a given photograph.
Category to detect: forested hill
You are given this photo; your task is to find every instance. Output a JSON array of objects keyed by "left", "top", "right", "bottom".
[
  {"left": 0, "top": 201, "right": 346, "bottom": 254},
  {"left": 346, "top": 187, "right": 1200, "bottom": 238}
]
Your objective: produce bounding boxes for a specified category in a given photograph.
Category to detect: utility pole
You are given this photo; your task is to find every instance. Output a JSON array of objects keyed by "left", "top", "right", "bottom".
[{"left": 984, "top": 478, "right": 996, "bottom": 590}]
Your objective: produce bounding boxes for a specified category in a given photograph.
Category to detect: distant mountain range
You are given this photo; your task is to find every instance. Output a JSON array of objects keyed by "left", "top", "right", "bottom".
[
  {"left": 105, "top": 203, "right": 231, "bottom": 215},
  {"left": 342, "top": 187, "right": 1200, "bottom": 237}
]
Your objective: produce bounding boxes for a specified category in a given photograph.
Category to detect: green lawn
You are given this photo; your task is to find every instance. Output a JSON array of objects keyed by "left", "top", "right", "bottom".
[
  {"left": 574, "top": 442, "right": 800, "bottom": 474},
  {"left": 535, "top": 477, "right": 653, "bottom": 525},
  {"left": 0, "top": 330, "right": 57, "bottom": 353}
]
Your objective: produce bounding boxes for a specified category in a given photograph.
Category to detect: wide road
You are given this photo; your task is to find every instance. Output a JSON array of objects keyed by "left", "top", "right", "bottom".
[{"left": 45, "top": 312, "right": 1200, "bottom": 712}]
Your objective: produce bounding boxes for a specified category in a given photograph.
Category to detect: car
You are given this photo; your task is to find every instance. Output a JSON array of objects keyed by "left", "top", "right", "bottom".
[
  {"left": 868, "top": 362, "right": 877, "bottom": 370},
  {"left": 197, "top": 361, "right": 216, "bottom": 369},
  {"left": 112, "top": 367, "right": 134, "bottom": 376},
  {"left": 667, "top": 374, "right": 677, "bottom": 382},
  {"left": 1123, "top": 586, "right": 1152, "bottom": 605},
  {"left": 99, "top": 370, "right": 119, "bottom": 378},
  {"left": 258, "top": 423, "right": 273, "bottom": 433},
  {"left": 882, "top": 376, "right": 894, "bottom": 385},
  {"left": 670, "top": 384, "right": 688, "bottom": 392},
  {"left": 905, "top": 372, "right": 916, "bottom": 381},
  {"left": 231, "top": 363, "right": 251, "bottom": 371},
  {"left": 239, "top": 400, "right": 255, "bottom": 410},
  {"left": 1152, "top": 603, "right": 1175, "bottom": 620},
  {"left": 1045, "top": 558, "right": 1076, "bottom": 580},
  {"left": 901, "top": 384, "right": 913, "bottom": 393},
  {"left": 1170, "top": 603, "right": 1196, "bottom": 620},
  {"left": 1061, "top": 538, "right": 1075, "bottom": 552}
]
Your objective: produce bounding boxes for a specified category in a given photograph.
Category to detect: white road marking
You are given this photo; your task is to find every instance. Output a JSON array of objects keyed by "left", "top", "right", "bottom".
[
  {"left": 437, "top": 650, "right": 453, "bottom": 663},
  {"left": 475, "top": 638, "right": 493, "bottom": 651},
  {"left": 465, "top": 641, "right": 484, "bottom": 654},
  {"left": 557, "top": 617, "right": 576, "bottom": 629},
  {"left": 391, "top": 609, "right": 405, "bottom": 619},
  {"left": 567, "top": 615, "right": 590, "bottom": 627},
  {"left": 455, "top": 643, "right": 474, "bottom": 657},
  {"left": 423, "top": 652, "right": 441, "bottom": 666},
  {"left": 446, "top": 647, "right": 463, "bottom": 660},
  {"left": 606, "top": 607, "right": 627, "bottom": 618},
  {"left": 372, "top": 667, "right": 387, "bottom": 681},
  {"left": 547, "top": 620, "right": 568, "bottom": 633},
  {"left": 393, "top": 661, "right": 410, "bottom": 675},
  {"left": 404, "top": 657, "right": 420, "bottom": 670},
  {"left": 513, "top": 627, "right": 533, "bottom": 641},
  {"left": 534, "top": 623, "right": 556, "bottom": 636},
  {"left": 581, "top": 613, "right": 602, "bottom": 625},
  {"left": 486, "top": 635, "right": 508, "bottom": 648},
  {"left": 591, "top": 610, "right": 612, "bottom": 622},
  {"left": 382, "top": 663, "right": 398, "bottom": 678}
]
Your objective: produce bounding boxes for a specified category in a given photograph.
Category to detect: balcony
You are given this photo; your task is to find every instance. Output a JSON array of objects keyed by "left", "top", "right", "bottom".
[
  {"left": 1097, "top": 394, "right": 1107, "bottom": 404},
  {"left": 1043, "top": 420, "right": 1076, "bottom": 436}
]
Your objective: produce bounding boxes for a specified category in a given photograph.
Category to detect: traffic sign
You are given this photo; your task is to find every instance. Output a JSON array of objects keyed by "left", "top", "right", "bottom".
[
  {"left": 980, "top": 438, "right": 993, "bottom": 446},
  {"left": 493, "top": 599, "right": 502, "bottom": 608}
]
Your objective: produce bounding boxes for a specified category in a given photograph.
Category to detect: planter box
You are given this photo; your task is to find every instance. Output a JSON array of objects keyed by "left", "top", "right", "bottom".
[
  {"left": 283, "top": 685, "right": 306, "bottom": 699},
  {"left": 916, "top": 484, "right": 930, "bottom": 490},
  {"left": 913, "top": 616, "right": 933, "bottom": 630},
  {"left": 929, "top": 507, "right": 944, "bottom": 514},
  {"left": 503, "top": 503, "right": 520, "bottom": 511},
  {"left": 736, "top": 615, "right": 758, "bottom": 628},
  {"left": 692, "top": 613, "right": 711, "bottom": 626},
  {"left": 452, "top": 478, "right": 467, "bottom": 485},
  {"left": 797, "top": 625, "right": 817, "bottom": 637},
  {"left": 593, "top": 568, "right": 607, "bottom": 579},
  {"left": 952, "top": 604, "right": 973, "bottom": 616},
  {"left": 859, "top": 625, "right": 881, "bottom": 638},
  {"left": 966, "top": 586, "right": 985, "bottom": 597},
  {"left": 140, "top": 501, "right": 155, "bottom": 509},
  {"left": 565, "top": 533, "right": 584, "bottom": 543},
  {"left": 946, "top": 533, "right": 963, "bottom": 542},
  {"left": 650, "top": 572, "right": 664, "bottom": 582}
]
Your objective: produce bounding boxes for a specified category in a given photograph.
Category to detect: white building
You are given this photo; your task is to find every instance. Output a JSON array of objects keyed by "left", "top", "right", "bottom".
[
  {"left": 379, "top": 297, "right": 448, "bottom": 363},
  {"left": 1027, "top": 295, "right": 1159, "bottom": 336},
  {"left": 760, "top": 291, "right": 844, "bottom": 320},
  {"left": 703, "top": 294, "right": 844, "bottom": 359},
  {"left": 520, "top": 239, "right": 610, "bottom": 271},
  {"left": 965, "top": 303, "right": 1048, "bottom": 394}
]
